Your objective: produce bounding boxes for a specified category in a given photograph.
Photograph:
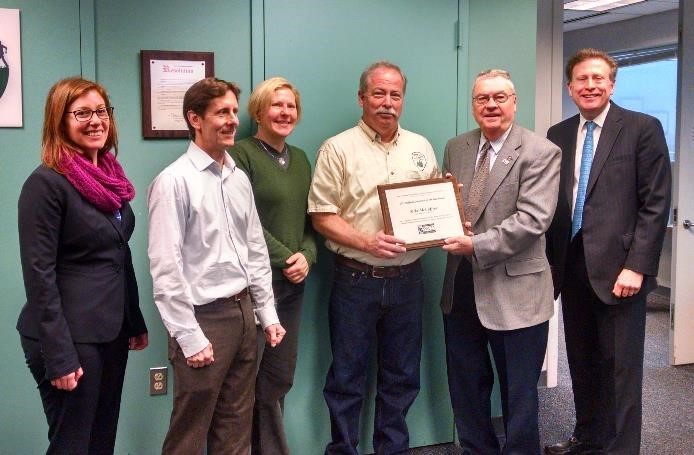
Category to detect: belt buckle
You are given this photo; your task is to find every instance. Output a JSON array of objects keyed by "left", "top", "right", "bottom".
[
  {"left": 371, "top": 266, "right": 388, "bottom": 278},
  {"left": 232, "top": 288, "right": 247, "bottom": 302}
]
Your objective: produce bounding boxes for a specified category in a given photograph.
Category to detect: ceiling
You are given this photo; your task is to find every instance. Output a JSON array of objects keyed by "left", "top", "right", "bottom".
[{"left": 563, "top": 0, "right": 679, "bottom": 31}]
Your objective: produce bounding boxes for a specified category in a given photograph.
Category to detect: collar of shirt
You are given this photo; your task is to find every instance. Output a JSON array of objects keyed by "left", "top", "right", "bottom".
[
  {"left": 478, "top": 124, "right": 513, "bottom": 169},
  {"left": 186, "top": 141, "right": 237, "bottom": 173},
  {"left": 579, "top": 102, "right": 610, "bottom": 132},
  {"left": 358, "top": 118, "right": 400, "bottom": 145}
]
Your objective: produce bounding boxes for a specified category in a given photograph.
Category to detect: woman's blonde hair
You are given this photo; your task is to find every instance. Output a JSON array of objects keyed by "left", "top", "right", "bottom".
[
  {"left": 41, "top": 77, "right": 118, "bottom": 171},
  {"left": 247, "top": 77, "right": 302, "bottom": 124}
]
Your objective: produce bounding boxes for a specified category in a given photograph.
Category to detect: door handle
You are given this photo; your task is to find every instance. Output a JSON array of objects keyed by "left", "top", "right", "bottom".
[{"left": 684, "top": 219, "right": 693, "bottom": 230}]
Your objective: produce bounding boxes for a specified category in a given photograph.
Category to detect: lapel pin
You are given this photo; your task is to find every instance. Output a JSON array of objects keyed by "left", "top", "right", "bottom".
[{"left": 502, "top": 155, "right": 512, "bottom": 165}]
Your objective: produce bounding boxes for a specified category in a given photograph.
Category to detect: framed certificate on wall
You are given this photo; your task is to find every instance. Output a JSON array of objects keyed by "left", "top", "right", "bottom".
[{"left": 140, "top": 50, "right": 214, "bottom": 138}]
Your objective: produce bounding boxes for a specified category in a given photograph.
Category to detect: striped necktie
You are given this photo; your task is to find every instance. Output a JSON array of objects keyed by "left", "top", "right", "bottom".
[
  {"left": 467, "top": 140, "right": 491, "bottom": 220},
  {"left": 572, "top": 121, "right": 596, "bottom": 238}
]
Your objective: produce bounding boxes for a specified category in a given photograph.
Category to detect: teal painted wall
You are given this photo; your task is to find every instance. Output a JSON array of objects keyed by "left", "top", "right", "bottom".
[
  {"left": 257, "top": 0, "right": 460, "bottom": 451},
  {"left": 93, "top": 1, "right": 256, "bottom": 453},
  {"left": 467, "top": 0, "right": 538, "bottom": 132},
  {"left": 0, "top": 1, "right": 540, "bottom": 453}
]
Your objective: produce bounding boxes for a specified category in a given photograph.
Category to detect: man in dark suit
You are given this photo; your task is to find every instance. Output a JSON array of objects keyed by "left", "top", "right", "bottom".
[
  {"left": 441, "top": 69, "right": 561, "bottom": 454},
  {"left": 544, "top": 48, "right": 671, "bottom": 454}
]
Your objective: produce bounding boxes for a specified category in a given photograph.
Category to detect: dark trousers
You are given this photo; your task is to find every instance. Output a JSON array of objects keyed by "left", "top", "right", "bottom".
[
  {"left": 444, "top": 261, "right": 548, "bottom": 455},
  {"left": 162, "top": 296, "right": 257, "bottom": 455},
  {"left": 323, "top": 261, "right": 423, "bottom": 455},
  {"left": 21, "top": 331, "right": 130, "bottom": 455},
  {"left": 252, "top": 280, "right": 305, "bottom": 455},
  {"left": 562, "top": 234, "right": 647, "bottom": 454}
]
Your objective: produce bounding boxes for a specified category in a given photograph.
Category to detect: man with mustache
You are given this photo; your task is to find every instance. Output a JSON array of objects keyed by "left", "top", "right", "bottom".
[
  {"left": 148, "top": 77, "right": 286, "bottom": 454},
  {"left": 440, "top": 69, "right": 561, "bottom": 454},
  {"left": 308, "top": 61, "right": 439, "bottom": 454}
]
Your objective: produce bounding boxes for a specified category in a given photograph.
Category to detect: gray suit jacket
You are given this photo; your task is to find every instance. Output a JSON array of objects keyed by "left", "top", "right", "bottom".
[{"left": 440, "top": 124, "right": 561, "bottom": 330}]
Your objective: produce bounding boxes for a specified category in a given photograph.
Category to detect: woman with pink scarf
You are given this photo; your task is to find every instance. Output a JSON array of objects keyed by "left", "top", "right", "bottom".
[{"left": 17, "top": 77, "right": 148, "bottom": 454}]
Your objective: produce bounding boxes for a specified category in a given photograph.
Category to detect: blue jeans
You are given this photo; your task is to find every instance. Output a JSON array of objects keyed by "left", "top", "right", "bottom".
[{"left": 323, "top": 260, "right": 423, "bottom": 455}]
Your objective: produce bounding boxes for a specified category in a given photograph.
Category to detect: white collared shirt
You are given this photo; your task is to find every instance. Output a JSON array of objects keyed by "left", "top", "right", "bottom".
[
  {"left": 147, "top": 141, "right": 278, "bottom": 357},
  {"left": 477, "top": 126, "right": 513, "bottom": 171},
  {"left": 572, "top": 103, "right": 611, "bottom": 213}
]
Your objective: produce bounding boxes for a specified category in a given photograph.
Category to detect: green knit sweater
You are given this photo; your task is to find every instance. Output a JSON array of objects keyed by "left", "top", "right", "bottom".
[{"left": 231, "top": 137, "right": 317, "bottom": 281}]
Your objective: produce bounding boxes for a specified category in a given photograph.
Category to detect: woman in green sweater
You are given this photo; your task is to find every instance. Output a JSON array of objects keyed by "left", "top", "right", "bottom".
[{"left": 231, "top": 77, "right": 316, "bottom": 455}]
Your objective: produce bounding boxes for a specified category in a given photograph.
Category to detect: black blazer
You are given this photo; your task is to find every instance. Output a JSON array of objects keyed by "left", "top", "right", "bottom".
[
  {"left": 17, "top": 165, "right": 147, "bottom": 379},
  {"left": 545, "top": 102, "right": 671, "bottom": 305}
]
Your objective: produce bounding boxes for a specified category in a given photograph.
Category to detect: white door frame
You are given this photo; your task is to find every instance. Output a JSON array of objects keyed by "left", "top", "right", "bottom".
[
  {"left": 536, "top": 0, "right": 565, "bottom": 387},
  {"left": 669, "top": 0, "right": 694, "bottom": 365}
]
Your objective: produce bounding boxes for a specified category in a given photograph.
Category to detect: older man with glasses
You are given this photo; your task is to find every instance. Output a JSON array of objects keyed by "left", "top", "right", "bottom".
[{"left": 440, "top": 69, "right": 561, "bottom": 454}]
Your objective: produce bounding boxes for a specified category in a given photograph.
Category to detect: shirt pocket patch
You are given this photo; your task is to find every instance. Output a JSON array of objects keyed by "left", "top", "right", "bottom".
[{"left": 505, "top": 257, "right": 547, "bottom": 276}]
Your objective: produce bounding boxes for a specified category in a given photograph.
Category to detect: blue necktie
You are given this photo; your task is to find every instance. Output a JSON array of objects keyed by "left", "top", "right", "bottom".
[{"left": 572, "top": 121, "right": 596, "bottom": 238}]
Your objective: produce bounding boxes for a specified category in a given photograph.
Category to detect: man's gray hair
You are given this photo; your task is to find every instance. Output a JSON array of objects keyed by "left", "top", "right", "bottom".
[
  {"left": 359, "top": 61, "right": 407, "bottom": 94},
  {"left": 472, "top": 69, "right": 515, "bottom": 93}
]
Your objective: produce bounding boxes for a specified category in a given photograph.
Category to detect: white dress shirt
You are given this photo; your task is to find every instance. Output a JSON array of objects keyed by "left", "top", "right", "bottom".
[
  {"left": 477, "top": 126, "right": 513, "bottom": 171},
  {"left": 148, "top": 141, "right": 278, "bottom": 357}
]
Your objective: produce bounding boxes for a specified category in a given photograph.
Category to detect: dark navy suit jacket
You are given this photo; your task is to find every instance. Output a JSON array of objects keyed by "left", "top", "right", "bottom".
[
  {"left": 545, "top": 102, "right": 671, "bottom": 304},
  {"left": 17, "top": 165, "right": 147, "bottom": 379}
]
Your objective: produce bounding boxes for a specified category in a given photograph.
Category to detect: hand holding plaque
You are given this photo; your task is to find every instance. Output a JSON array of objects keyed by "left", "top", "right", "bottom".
[{"left": 378, "top": 177, "right": 466, "bottom": 250}]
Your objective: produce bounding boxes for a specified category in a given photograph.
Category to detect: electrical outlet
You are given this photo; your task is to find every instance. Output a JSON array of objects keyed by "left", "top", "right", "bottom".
[{"left": 149, "top": 366, "right": 167, "bottom": 395}]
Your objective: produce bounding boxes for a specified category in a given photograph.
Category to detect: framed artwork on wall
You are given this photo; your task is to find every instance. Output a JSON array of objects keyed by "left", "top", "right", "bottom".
[
  {"left": 0, "top": 8, "right": 23, "bottom": 127},
  {"left": 140, "top": 50, "right": 214, "bottom": 138}
]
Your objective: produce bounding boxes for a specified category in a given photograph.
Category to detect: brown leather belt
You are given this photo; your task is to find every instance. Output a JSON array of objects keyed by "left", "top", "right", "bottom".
[
  {"left": 230, "top": 287, "right": 249, "bottom": 301},
  {"left": 335, "top": 254, "right": 419, "bottom": 279}
]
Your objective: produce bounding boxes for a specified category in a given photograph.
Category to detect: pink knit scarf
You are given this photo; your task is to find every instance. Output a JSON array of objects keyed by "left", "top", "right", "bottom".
[{"left": 61, "top": 149, "right": 135, "bottom": 212}]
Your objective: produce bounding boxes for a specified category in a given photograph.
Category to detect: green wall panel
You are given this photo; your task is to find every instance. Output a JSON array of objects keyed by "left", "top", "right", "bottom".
[
  {"left": 259, "top": 0, "right": 460, "bottom": 451},
  {"left": 92, "top": 1, "right": 255, "bottom": 453},
  {"left": 466, "top": 0, "right": 538, "bottom": 132},
  {"left": 0, "top": 1, "right": 540, "bottom": 453}
]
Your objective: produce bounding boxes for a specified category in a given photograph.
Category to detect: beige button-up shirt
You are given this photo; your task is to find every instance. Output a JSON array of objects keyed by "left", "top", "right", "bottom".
[{"left": 308, "top": 119, "right": 440, "bottom": 266}]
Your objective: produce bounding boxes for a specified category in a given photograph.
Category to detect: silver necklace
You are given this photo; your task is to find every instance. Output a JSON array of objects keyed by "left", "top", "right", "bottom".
[{"left": 255, "top": 138, "right": 289, "bottom": 168}]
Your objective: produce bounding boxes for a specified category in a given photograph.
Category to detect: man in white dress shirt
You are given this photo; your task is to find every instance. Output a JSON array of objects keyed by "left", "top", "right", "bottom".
[{"left": 148, "top": 77, "right": 286, "bottom": 455}]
